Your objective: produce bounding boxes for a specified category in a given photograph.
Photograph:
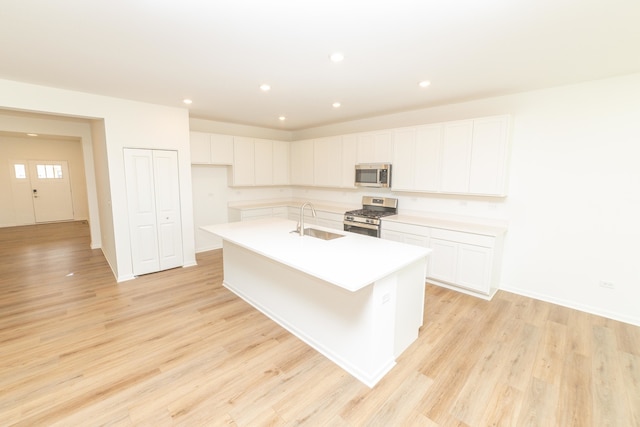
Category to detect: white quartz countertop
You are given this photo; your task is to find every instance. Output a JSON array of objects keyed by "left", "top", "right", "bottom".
[{"left": 201, "top": 218, "right": 430, "bottom": 292}]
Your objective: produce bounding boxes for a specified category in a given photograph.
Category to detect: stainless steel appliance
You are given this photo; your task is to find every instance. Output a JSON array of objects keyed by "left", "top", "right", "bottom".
[
  {"left": 343, "top": 196, "right": 398, "bottom": 237},
  {"left": 355, "top": 163, "right": 391, "bottom": 188}
]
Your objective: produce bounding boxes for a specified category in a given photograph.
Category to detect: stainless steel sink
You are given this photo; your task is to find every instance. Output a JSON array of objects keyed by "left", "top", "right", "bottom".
[{"left": 303, "top": 228, "right": 345, "bottom": 240}]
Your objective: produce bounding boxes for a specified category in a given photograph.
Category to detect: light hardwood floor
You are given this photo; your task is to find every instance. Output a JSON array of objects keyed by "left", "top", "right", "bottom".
[{"left": 1, "top": 222, "right": 639, "bottom": 426}]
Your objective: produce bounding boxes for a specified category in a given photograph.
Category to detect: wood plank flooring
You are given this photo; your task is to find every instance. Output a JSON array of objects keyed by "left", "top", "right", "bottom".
[{"left": 1, "top": 221, "right": 639, "bottom": 426}]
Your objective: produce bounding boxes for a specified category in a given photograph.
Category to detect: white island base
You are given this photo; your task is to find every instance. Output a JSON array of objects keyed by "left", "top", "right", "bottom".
[{"left": 203, "top": 219, "right": 429, "bottom": 387}]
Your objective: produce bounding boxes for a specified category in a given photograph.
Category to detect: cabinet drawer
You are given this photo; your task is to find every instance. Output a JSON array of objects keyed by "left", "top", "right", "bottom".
[
  {"left": 431, "top": 228, "right": 494, "bottom": 247},
  {"left": 381, "top": 221, "right": 430, "bottom": 237}
]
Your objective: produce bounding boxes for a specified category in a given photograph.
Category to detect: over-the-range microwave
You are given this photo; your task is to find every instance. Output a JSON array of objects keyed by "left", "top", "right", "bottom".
[{"left": 355, "top": 163, "right": 392, "bottom": 188}]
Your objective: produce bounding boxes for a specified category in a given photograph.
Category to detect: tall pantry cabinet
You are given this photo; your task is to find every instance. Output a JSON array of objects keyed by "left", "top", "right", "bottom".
[{"left": 124, "top": 148, "right": 184, "bottom": 276}]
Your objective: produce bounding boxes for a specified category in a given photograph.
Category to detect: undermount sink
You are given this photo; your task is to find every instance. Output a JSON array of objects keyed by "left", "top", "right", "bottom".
[{"left": 303, "top": 228, "right": 345, "bottom": 240}]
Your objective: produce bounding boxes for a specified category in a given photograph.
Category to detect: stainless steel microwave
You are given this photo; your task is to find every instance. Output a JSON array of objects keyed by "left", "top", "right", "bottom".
[{"left": 355, "top": 163, "right": 391, "bottom": 188}]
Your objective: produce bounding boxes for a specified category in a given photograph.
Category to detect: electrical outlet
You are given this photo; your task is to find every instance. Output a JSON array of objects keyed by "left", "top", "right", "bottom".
[
  {"left": 382, "top": 293, "right": 390, "bottom": 304},
  {"left": 599, "top": 281, "right": 615, "bottom": 290}
]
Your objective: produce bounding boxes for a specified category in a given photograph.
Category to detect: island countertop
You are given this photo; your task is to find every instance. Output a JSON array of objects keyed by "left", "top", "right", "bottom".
[{"left": 201, "top": 218, "right": 430, "bottom": 292}]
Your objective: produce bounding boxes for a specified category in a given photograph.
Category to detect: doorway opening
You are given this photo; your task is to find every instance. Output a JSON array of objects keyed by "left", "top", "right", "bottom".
[{"left": 10, "top": 160, "right": 75, "bottom": 223}]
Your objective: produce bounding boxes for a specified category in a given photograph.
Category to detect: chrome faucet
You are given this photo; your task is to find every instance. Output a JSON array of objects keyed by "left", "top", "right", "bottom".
[{"left": 297, "top": 202, "right": 317, "bottom": 236}]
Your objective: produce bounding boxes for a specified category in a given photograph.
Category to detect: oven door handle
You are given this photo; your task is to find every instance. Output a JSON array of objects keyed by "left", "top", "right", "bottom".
[{"left": 343, "top": 220, "right": 379, "bottom": 231}]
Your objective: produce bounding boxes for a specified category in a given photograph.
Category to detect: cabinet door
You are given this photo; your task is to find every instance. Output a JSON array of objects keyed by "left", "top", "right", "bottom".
[
  {"left": 314, "top": 136, "right": 342, "bottom": 187},
  {"left": 391, "top": 127, "right": 416, "bottom": 191},
  {"left": 469, "top": 116, "right": 509, "bottom": 196},
  {"left": 290, "top": 139, "right": 314, "bottom": 185},
  {"left": 415, "top": 124, "right": 443, "bottom": 191},
  {"left": 273, "top": 140, "right": 290, "bottom": 185},
  {"left": 254, "top": 139, "right": 273, "bottom": 185},
  {"left": 341, "top": 134, "right": 357, "bottom": 188},
  {"left": 381, "top": 229, "right": 406, "bottom": 243},
  {"left": 441, "top": 120, "right": 473, "bottom": 193},
  {"left": 428, "top": 238, "right": 458, "bottom": 284},
  {"left": 232, "top": 137, "right": 255, "bottom": 186},
  {"left": 210, "top": 133, "right": 234, "bottom": 165},
  {"left": 189, "top": 132, "right": 211, "bottom": 164},
  {"left": 357, "top": 131, "right": 393, "bottom": 163},
  {"left": 456, "top": 243, "right": 492, "bottom": 293}
]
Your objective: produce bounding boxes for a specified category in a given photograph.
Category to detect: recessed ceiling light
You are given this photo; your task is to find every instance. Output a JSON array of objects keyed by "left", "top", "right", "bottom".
[
  {"left": 278, "top": 116, "right": 286, "bottom": 121},
  {"left": 329, "top": 52, "right": 344, "bottom": 63},
  {"left": 183, "top": 99, "right": 193, "bottom": 105},
  {"left": 260, "top": 84, "right": 271, "bottom": 92},
  {"left": 418, "top": 80, "right": 431, "bottom": 88},
  {"left": 332, "top": 102, "right": 341, "bottom": 108},
  {"left": 27, "top": 133, "right": 38, "bottom": 137}
]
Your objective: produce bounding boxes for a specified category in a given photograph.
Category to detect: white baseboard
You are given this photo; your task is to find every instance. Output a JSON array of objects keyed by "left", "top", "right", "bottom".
[{"left": 501, "top": 284, "right": 640, "bottom": 327}]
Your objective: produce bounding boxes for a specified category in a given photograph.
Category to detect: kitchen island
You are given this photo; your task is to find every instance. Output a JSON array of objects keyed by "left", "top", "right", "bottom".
[{"left": 201, "top": 218, "right": 430, "bottom": 387}]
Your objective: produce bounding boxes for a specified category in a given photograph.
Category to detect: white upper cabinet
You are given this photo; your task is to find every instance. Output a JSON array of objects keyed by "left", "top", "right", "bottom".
[
  {"left": 231, "top": 136, "right": 255, "bottom": 186},
  {"left": 392, "top": 115, "right": 510, "bottom": 196},
  {"left": 391, "top": 127, "right": 416, "bottom": 191},
  {"left": 468, "top": 115, "right": 510, "bottom": 196},
  {"left": 314, "top": 136, "right": 343, "bottom": 188},
  {"left": 189, "top": 131, "right": 233, "bottom": 165},
  {"left": 210, "top": 133, "right": 234, "bottom": 165},
  {"left": 290, "top": 139, "right": 315, "bottom": 186},
  {"left": 341, "top": 134, "right": 357, "bottom": 188},
  {"left": 272, "top": 140, "right": 290, "bottom": 185},
  {"left": 357, "top": 131, "right": 393, "bottom": 164},
  {"left": 190, "top": 131, "right": 211, "bottom": 164},
  {"left": 392, "top": 124, "right": 442, "bottom": 192},
  {"left": 254, "top": 139, "right": 274, "bottom": 186},
  {"left": 415, "top": 125, "right": 443, "bottom": 191},
  {"left": 441, "top": 120, "right": 474, "bottom": 193}
]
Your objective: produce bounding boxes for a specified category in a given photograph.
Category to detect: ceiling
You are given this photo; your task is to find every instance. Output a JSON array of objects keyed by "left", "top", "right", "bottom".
[{"left": 1, "top": 0, "right": 640, "bottom": 131}]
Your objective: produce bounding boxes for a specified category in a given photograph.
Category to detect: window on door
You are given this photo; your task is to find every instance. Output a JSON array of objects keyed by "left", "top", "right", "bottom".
[{"left": 35, "top": 164, "right": 64, "bottom": 179}]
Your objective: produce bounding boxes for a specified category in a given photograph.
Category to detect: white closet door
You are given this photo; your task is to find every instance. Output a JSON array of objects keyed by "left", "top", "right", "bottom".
[
  {"left": 152, "top": 150, "right": 183, "bottom": 271},
  {"left": 124, "top": 148, "right": 183, "bottom": 276}
]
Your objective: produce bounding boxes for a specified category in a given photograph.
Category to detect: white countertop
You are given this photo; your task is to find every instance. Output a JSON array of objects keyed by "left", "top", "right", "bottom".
[{"left": 201, "top": 218, "right": 430, "bottom": 292}]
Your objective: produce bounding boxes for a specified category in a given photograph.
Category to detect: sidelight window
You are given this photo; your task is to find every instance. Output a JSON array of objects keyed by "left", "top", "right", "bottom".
[{"left": 14, "top": 164, "right": 27, "bottom": 179}]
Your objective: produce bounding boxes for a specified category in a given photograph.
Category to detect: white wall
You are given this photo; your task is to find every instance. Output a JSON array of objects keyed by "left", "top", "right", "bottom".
[
  {"left": 0, "top": 78, "right": 195, "bottom": 282},
  {"left": 0, "top": 135, "right": 89, "bottom": 226},
  {"left": 190, "top": 165, "right": 292, "bottom": 252},
  {"left": 288, "top": 73, "right": 640, "bottom": 326}
]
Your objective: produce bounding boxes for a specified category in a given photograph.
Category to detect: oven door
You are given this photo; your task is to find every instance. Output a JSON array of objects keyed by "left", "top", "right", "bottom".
[{"left": 343, "top": 220, "right": 379, "bottom": 238}]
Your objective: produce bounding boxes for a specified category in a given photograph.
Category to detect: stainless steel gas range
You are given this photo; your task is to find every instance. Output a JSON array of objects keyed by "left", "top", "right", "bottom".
[{"left": 343, "top": 196, "right": 398, "bottom": 238}]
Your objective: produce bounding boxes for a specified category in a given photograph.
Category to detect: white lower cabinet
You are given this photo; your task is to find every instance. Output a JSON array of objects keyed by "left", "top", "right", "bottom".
[
  {"left": 429, "top": 237, "right": 493, "bottom": 294},
  {"left": 381, "top": 223, "right": 430, "bottom": 277},
  {"left": 382, "top": 220, "right": 503, "bottom": 299}
]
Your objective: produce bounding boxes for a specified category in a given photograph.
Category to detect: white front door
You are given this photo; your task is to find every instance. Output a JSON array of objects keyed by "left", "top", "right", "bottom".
[
  {"left": 25, "top": 160, "right": 74, "bottom": 223},
  {"left": 9, "top": 160, "right": 36, "bottom": 225},
  {"left": 124, "top": 148, "right": 183, "bottom": 276}
]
